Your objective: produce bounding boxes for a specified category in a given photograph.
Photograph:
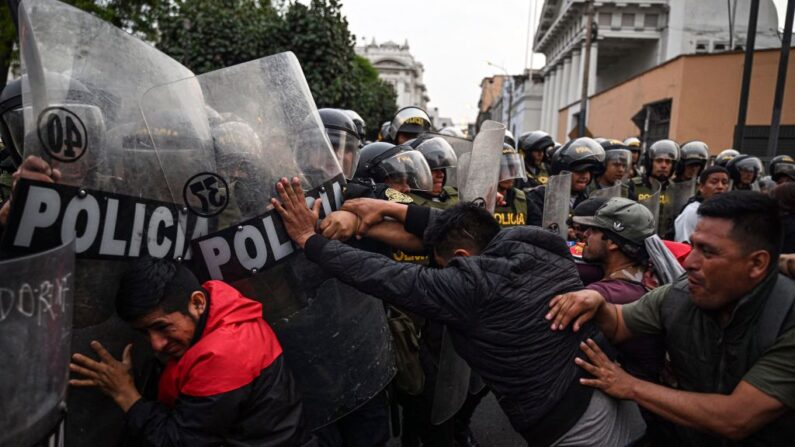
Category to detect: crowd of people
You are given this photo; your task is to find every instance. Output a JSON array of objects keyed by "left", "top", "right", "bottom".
[{"left": 0, "top": 4, "right": 794, "bottom": 445}]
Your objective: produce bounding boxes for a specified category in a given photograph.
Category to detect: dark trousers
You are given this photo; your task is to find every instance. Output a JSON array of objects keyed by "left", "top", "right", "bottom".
[{"left": 314, "top": 390, "right": 391, "bottom": 447}]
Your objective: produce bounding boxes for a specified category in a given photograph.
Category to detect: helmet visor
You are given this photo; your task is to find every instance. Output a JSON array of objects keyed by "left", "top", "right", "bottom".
[
  {"left": 379, "top": 150, "right": 433, "bottom": 192},
  {"left": 326, "top": 128, "right": 361, "bottom": 179},
  {"left": 391, "top": 107, "right": 431, "bottom": 139},
  {"left": 773, "top": 162, "right": 795, "bottom": 179},
  {"left": 416, "top": 137, "right": 457, "bottom": 170},
  {"left": 604, "top": 149, "right": 632, "bottom": 181},
  {"left": 650, "top": 145, "right": 678, "bottom": 161},
  {"left": 736, "top": 157, "right": 764, "bottom": 176},
  {"left": 499, "top": 152, "right": 527, "bottom": 181}
]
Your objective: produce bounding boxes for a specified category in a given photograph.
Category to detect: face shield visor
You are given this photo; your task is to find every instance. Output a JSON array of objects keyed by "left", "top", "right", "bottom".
[
  {"left": 603, "top": 149, "right": 632, "bottom": 182},
  {"left": 736, "top": 157, "right": 764, "bottom": 181},
  {"left": 499, "top": 151, "right": 527, "bottom": 182},
  {"left": 773, "top": 162, "right": 795, "bottom": 181},
  {"left": 377, "top": 149, "right": 433, "bottom": 192},
  {"left": 416, "top": 137, "right": 457, "bottom": 170},
  {"left": 325, "top": 128, "right": 361, "bottom": 179}
]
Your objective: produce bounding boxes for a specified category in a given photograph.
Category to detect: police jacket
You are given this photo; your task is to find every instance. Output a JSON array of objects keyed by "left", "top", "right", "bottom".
[
  {"left": 493, "top": 188, "right": 528, "bottom": 228},
  {"left": 304, "top": 225, "right": 602, "bottom": 443},
  {"left": 124, "top": 281, "right": 314, "bottom": 446},
  {"left": 525, "top": 185, "right": 588, "bottom": 227}
]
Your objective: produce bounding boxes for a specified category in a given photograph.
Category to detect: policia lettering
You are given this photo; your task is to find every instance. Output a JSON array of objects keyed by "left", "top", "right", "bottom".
[{"left": 493, "top": 189, "right": 528, "bottom": 228}]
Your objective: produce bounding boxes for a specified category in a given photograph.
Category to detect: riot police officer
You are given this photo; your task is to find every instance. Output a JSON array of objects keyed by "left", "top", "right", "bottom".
[
  {"left": 352, "top": 141, "right": 431, "bottom": 200},
  {"left": 676, "top": 141, "right": 709, "bottom": 182},
  {"left": 770, "top": 155, "right": 795, "bottom": 184},
  {"left": 388, "top": 106, "right": 433, "bottom": 145},
  {"left": 494, "top": 143, "right": 529, "bottom": 227},
  {"left": 517, "top": 130, "right": 553, "bottom": 189},
  {"left": 320, "top": 108, "right": 362, "bottom": 180},
  {"left": 714, "top": 148, "right": 739, "bottom": 167},
  {"left": 526, "top": 137, "right": 605, "bottom": 227},
  {"left": 623, "top": 137, "right": 643, "bottom": 177},
  {"left": 727, "top": 154, "right": 764, "bottom": 190},
  {"left": 591, "top": 139, "right": 635, "bottom": 199},
  {"left": 343, "top": 109, "right": 367, "bottom": 144},
  {"left": 630, "top": 139, "right": 680, "bottom": 237}
]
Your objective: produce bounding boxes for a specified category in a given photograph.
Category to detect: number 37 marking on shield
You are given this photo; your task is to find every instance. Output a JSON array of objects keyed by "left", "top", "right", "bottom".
[
  {"left": 37, "top": 107, "right": 88, "bottom": 162},
  {"left": 183, "top": 172, "right": 230, "bottom": 217}
]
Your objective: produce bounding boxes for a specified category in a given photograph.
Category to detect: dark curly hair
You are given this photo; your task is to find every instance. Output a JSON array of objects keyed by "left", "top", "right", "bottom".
[{"left": 424, "top": 202, "right": 501, "bottom": 261}]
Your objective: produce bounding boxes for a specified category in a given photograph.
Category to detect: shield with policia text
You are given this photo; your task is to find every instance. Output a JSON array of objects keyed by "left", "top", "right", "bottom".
[
  {"left": 432, "top": 120, "right": 504, "bottom": 425},
  {"left": 0, "top": 241, "right": 74, "bottom": 447},
  {"left": 140, "top": 52, "right": 395, "bottom": 429},
  {"left": 542, "top": 172, "right": 572, "bottom": 239},
  {"left": 638, "top": 179, "right": 662, "bottom": 235},
  {"left": 5, "top": 0, "right": 208, "bottom": 444}
]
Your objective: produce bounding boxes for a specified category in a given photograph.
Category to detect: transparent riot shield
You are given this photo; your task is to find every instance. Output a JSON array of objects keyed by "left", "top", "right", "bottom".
[
  {"left": 16, "top": 1, "right": 203, "bottom": 444},
  {"left": 638, "top": 180, "right": 662, "bottom": 233},
  {"left": 589, "top": 182, "right": 623, "bottom": 199},
  {"left": 542, "top": 172, "right": 572, "bottom": 238},
  {"left": 669, "top": 178, "right": 697, "bottom": 218},
  {"left": 433, "top": 132, "right": 473, "bottom": 188},
  {"left": 458, "top": 120, "right": 505, "bottom": 213},
  {"left": 141, "top": 52, "right": 394, "bottom": 429},
  {"left": 0, "top": 241, "right": 74, "bottom": 447},
  {"left": 431, "top": 328, "right": 472, "bottom": 425}
]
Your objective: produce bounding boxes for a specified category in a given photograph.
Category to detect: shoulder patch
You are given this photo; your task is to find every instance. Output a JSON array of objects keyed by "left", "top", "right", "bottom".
[{"left": 385, "top": 188, "right": 414, "bottom": 203}]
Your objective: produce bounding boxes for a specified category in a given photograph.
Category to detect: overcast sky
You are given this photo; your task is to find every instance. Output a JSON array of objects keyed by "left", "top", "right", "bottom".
[{"left": 339, "top": 0, "right": 790, "bottom": 127}]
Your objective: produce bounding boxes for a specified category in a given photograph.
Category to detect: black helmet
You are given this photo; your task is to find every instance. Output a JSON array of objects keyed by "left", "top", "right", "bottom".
[
  {"left": 354, "top": 142, "right": 433, "bottom": 191},
  {"left": 714, "top": 148, "right": 739, "bottom": 167},
  {"left": 439, "top": 126, "right": 465, "bottom": 138},
  {"left": 645, "top": 139, "right": 680, "bottom": 177},
  {"left": 518, "top": 130, "right": 554, "bottom": 156},
  {"left": 677, "top": 140, "right": 709, "bottom": 177},
  {"left": 406, "top": 134, "right": 457, "bottom": 170},
  {"left": 378, "top": 121, "right": 391, "bottom": 142},
  {"left": 597, "top": 138, "right": 629, "bottom": 152},
  {"left": 500, "top": 144, "right": 526, "bottom": 181},
  {"left": 343, "top": 109, "right": 366, "bottom": 141},
  {"left": 0, "top": 79, "right": 23, "bottom": 166},
  {"left": 504, "top": 130, "right": 517, "bottom": 149},
  {"left": 319, "top": 108, "right": 362, "bottom": 179},
  {"left": 550, "top": 137, "right": 606, "bottom": 175},
  {"left": 727, "top": 154, "right": 764, "bottom": 185},
  {"left": 547, "top": 142, "right": 562, "bottom": 160},
  {"left": 769, "top": 155, "right": 795, "bottom": 182},
  {"left": 389, "top": 106, "right": 431, "bottom": 142}
]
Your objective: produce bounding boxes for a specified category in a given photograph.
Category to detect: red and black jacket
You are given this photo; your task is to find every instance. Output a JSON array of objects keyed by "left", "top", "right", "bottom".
[{"left": 124, "top": 281, "right": 315, "bottom": 446}]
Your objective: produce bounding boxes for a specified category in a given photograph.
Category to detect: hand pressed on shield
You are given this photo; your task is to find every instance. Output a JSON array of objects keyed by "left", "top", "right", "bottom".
[
  {"left": 575, "top": 338, "right": 638, "bottom": 400},
  {"left": 1, "top": 156, "right": 63, "bottom": 227},
  {"left": 69, "top": 341, "right": 141, "bottom": 412},
  {"left": 546, "top": 289, "right": 605, "bottom": 332},
  {"left": 271, "top": 177, "right": 322, "bottom": 248},
  {"left": 320, "top": 210, "right": 360, "bottom": 241}
]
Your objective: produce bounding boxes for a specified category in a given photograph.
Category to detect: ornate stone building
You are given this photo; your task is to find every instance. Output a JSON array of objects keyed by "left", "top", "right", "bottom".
[
  {"left": 534, "top": 0, "right": 782, "bottom": 140},
  {"left": 355, "top": 39, "right": 430, "bottom": 111}
]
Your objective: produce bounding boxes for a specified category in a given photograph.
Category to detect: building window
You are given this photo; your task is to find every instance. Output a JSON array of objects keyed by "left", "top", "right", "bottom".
[
  {"left": 695, "top": 40, "right": 709, "bottom": 53},
  {"left": 632, "top": 99, "right": 672, "bottom": 146},
  {"left": 599, "top": 12, "right": 612, "bottom": 27},
  {"left": 622, "top": 13, "right": 635, "bottom": 28},
  {"left": 713, "top": 41, "right": 728, "bottom": 52},
  {"left": 644, "top": 14, "right": 658, "bottom": 28}
]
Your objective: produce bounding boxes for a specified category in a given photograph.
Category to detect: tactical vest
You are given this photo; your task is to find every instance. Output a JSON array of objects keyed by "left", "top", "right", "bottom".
[
  {"left": 390, "top": 187, "right": 458, "bottom": 264},
  {"left": 493, "top": 188, "right": 528, "bottom": 228},
  {"left": 661, "top": 274, "right": 795, "bottom": 445},
  {"left": 632, "top": 176, "right": 674, "bottom": 237}
]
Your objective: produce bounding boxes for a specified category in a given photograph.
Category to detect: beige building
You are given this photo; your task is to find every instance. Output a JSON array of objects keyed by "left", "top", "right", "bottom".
[
  {"left": 355, "top": 39, "right": 430, "bottom": 110},
  {"left": 556, "top": 48, "right": 795, "bottom": 157}
]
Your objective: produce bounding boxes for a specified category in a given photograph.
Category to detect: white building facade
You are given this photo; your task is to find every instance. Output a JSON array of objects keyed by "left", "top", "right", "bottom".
[
  {"left": 534, "top": 0, "right": 782, "bottom": 140},
  {"left": 355, "top": 39, "right": 430, "bottom": 110}
]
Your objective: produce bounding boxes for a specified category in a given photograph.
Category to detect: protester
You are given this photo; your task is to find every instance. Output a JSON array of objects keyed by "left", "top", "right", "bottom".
[
  {"left": 674, "top": 166, "right": 730, "bottom": 243},
  {"left": 547, "top": 191, "right": 795, "bottom": 445},
  {"left": 272, "top": 177, "right": 646, "bottom": 446},
  {"left": 69, "top": 257, "right": 315, "bottom": 446}
]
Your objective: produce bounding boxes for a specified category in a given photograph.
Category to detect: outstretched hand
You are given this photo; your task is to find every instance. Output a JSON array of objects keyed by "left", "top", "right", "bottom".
[
  {"left": 546, "top": 289, "right": 605, "bottom": 332},
  {"left": 575, "top": 338, "right": 637, "bottom": 400},
  {"left": 271, "top": 177, "right": 322, "bottom": 248},
  {"left": 69, "top": 341, "right": 141, "bottom": 412}
]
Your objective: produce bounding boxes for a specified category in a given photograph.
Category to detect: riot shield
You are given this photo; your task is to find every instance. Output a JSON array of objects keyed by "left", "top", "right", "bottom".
[
  {"left": 638, "top": 180, "right": 662, "bottom": 232},
  {"left": 15, "top": 1, "right": 204, "bottom": 444},
  {"left": 0, "top": 241, "right": 74, "bottom": 447},
  {"left": 431, "top": 328, "right": 472, "bottom": 425},
  {"left": 141, "top": 53, "right": 394, "bottom": 429},
  {"left": 458, "top": 120, "right": 504, "bottom": 213},
  {"left": 669, "top": 179, "right": 697, "bottom": 217},
  {"left": 432, "top": 132, "right": 473, "bottom": 188},
  {"left": 589, "top": 182, "right": 623, "bottom": 199},
  {"left": 542, "top": 172, "right": 572, "bottom": 238}
]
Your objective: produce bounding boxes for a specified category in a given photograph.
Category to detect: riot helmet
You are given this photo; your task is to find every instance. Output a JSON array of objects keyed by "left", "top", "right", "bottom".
[
  {"left": 407, "top": 134, "right": 457, "bottom": 170},
  {"left": 0, "top": 79, "right": 23, "bottom": 166},
  {"left": 727, "top": 154, "right": 764, "bottom": 186},
  {"left": 623, "top": 137, "right": 642, "bottom": 152},
  {"left": 378, "top": 121, "right": 391, "bottom": 142},
  {"left": 598, "top": 140, "right": 632, "bottom": 185},
  {"left": 547, "top": 141, "right": 562, "bottom": 160},
  {"left": 714, "top": 148, "right": 739, "bottom": 167},
  {"left": 769, "top": 155, "right": 795, "bottom": 183},
  {"left": 343, "top": 109, "right": 366, "bottom": 142},
  {"left": 319, "top": 108, "right": 361, "bottom": 179},
  {"left": 504, "top": 129, "right": 517, "bottom": 149},
  {"left": 645, "top": 139, "right": 680, "bottom": 181},
  {"left": 518, "top": 130, "right": 554, "bottom": 164},
  {"left": 550, "top": 137, "right": 606, "bottom": 175},
  {"left": 439, "top": 126, "right": 465, "bottom": 138},
  {"left": 388, "top": 106, "right": 432, "bottom": 144},
  {"left": 354, "top": 142, "right": 433, "bottom": 192},
  {"left": 677, "top": 140, "right": 709, "bottom": 180}
]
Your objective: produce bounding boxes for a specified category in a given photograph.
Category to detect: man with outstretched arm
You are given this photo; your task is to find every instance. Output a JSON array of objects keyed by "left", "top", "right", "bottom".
[
  {"left": 546, "top": 191, "right": 795, "bottom": 445},
  {"left": 272, "top": 177, "right": 646, "bottom": 446}
]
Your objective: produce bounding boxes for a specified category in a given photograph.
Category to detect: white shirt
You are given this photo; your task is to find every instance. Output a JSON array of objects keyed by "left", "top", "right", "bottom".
[{"left": 674, "top": 201, "right": 700, "bottom": 243}]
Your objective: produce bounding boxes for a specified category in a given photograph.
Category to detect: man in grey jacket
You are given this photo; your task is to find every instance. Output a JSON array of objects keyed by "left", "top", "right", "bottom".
[{"left": 272, "top": 177, "right": 645, "bottom": 446}]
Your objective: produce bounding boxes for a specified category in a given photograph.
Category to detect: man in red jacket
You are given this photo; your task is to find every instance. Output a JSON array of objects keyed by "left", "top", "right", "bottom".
[{"left": 69, "top": 257, "right": 315, "bottom": 446}]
